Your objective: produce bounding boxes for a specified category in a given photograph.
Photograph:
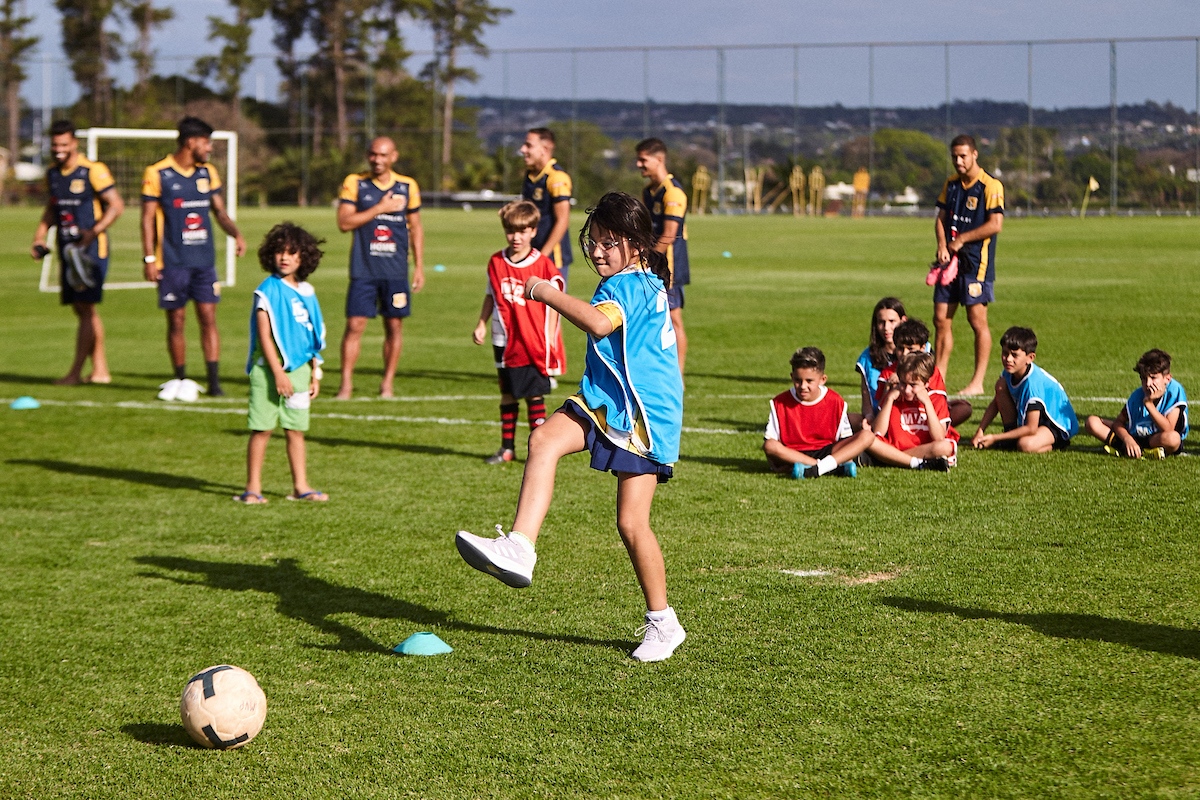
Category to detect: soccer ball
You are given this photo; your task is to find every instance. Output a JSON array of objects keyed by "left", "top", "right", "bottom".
[{"left": 179, "top": 664, "right": 267, "bottom": 749}]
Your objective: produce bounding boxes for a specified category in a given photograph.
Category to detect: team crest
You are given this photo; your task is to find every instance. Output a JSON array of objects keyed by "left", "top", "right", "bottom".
[
  {"left": 212, "top": 281, "right": 222, "bottom": 297},
  {"left": 968, "top": 282, "right": 982, "bottom": 298},
  {"left": 392, "top": 292, "right": 408, "bottom": 309},
  {"left": 69, "top": 179, "right": 85, "bottom": 194},
  {"left": 965, "top": 196, "right": 978, "bottom": 211},
  {"left": 653, "top": 202, "right": 663, "bottom": 215},
  {"left": 532, "top": 188, "right": 544, "bottom": 201},
  {"left": 196, "top": 178, "right": 211, "bottom": 194}
]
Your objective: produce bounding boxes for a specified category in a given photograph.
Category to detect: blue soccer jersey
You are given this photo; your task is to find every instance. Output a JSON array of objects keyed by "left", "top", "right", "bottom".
[
  {"left": 340, "top": 171, "right": 421, "bottom": 281},
  {"left": 1125, "top": 379, "right": 1189, "bottom": 440},
  {"left": 574, "top": 268, "right": 683, "bottom": 465},
  {"left": 643, "top": 174, "right": 689, "bottom": 286},
  {"left": 936, "top": 170, "right": 1004, "bottom": 282},
  {"left": 247, "top": 275, "right": 326, "bottom": 374},
  {"left": 47, "top": 156, "right": 116, "bottom": 263},
  {"left": 1003, "top": 363, "right": 1078, "bottom": 441},
  {"left": 142, "top": 155, "right": 222, "bottom": 270},
  {"left": 523, "top": 159, "right": 573, "bottom": 269}
]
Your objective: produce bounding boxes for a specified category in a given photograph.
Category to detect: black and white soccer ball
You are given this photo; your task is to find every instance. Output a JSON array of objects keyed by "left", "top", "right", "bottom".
[{"left": 179, "top": 664, "right": 267, "bottom": 749}]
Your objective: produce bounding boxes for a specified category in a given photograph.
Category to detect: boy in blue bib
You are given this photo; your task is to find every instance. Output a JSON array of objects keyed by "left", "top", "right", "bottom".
[{"left": 1084, "top": 349, "right": 1188, "bottom": 458}]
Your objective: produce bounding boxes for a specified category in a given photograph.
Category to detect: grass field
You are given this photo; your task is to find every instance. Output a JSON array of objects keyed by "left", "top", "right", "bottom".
[{"left": 2, "top": 206, "right": 1199, "bottom": 798}]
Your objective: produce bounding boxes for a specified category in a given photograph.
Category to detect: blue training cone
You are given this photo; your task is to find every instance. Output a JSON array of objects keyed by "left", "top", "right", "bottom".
[
  {"left": 393, "top": 632, "right": 453, "bottom": 656},
  {"left": 433, "top": 264, "right": 447, "bottom": 272},
  {"left": 10, "top": 396, "right": 40, "bottom": 410}
]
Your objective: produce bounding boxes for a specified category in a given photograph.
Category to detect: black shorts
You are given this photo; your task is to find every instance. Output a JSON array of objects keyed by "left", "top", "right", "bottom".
[
  {"left": 60, "top": 257, "right": 108, "bottom": 305},
  {"left": 494, "top": 347, "right": 550, "bottom": 399}
]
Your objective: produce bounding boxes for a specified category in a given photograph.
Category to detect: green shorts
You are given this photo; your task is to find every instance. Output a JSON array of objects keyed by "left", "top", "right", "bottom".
[{"left": 248, "top": 362, "right": 313, "bottom": 432}]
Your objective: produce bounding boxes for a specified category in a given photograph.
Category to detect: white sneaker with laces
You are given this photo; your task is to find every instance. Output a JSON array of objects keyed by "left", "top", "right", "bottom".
[
  {"left": 455, "top": 525, "right": 536, "bottom": 588},
  {"left": 631, "top": 607, "right": 686, "bottom": 662},
  {"left": 157, "top": 378, "right": 182, "bottom": 401}
]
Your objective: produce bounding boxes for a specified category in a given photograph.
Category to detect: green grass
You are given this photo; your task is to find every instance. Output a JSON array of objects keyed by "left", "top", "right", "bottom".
[{"left": 2, "top": 206, "right": 1200, "bottom": 798}]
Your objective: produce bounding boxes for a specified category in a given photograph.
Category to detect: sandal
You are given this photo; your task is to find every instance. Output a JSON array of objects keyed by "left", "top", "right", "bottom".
[
  {"left": 286, "top": 490, "right": 329, "bottom": 502},
  {"left": 233, "top": 491, "right": 268, "bottom": 505}
]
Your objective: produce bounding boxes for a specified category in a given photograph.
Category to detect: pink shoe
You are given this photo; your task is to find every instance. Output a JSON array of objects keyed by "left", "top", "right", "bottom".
[
  {"left": 938, "top": 254, "right": 959, "bottom": 286},
  {"left": 925, "top": 262, "right": 942, "bottom": 286}
]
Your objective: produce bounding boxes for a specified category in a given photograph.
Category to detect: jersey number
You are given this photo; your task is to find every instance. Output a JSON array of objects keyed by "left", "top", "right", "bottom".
[{"left": 656, "top": 293, "right": 676, "bottom": 350}]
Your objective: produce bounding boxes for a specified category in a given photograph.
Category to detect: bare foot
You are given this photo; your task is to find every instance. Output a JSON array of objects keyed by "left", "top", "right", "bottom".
[
  {"left": 86, "top": 373, "right": 112, "bottom": 385},
  {"left": 379, "top": 383, "right": 394, "bottom": 399},
  {"left": 957, "top": 384, "right": 985, "bottom": 396},
  {"left": 54, "top": 374, "right": 83, "bottom": 386},
  {"left": 334, "top": 387, "right": 352, "bottom": 400}
]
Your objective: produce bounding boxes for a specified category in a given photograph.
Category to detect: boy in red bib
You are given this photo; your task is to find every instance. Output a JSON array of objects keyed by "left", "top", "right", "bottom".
[
  {"left": 473, "top": 200, "right": 566, "bottom": 464},
  {"left": 764, "top": 347, "right": 874, "bottom": 478},
  {"left": 868, "top": 351, "right": 958, "bottom": 471}
]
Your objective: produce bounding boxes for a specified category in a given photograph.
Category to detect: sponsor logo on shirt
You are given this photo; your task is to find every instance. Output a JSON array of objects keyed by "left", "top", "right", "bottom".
[
  {"left": 370, "top": 224, "right": 398, "bottom": 255},
  {"left": 182, "top": 211, "right": 209, "bottom": 245}
]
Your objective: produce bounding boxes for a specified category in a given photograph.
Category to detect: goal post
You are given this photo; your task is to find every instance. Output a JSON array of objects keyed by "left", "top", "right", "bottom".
[{"left": 38, "top": 126, "right": 240, "bottom": 292}]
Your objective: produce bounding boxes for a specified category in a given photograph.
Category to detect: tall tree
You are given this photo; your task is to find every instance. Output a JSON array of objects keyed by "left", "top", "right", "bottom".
[
  {"left": 195, "top": 0, "right": 269, "bottom": 129},
  {"left": 56, "top": 0, "right": 121, "bottom": 123},
  {"left": 0, "top": 0, "right": 38, "bottom": 179},
  {"left": 120, "top": 0, "right": 172, "bottom": 92},
  {"left": 423, "top": 0, "right": 509, "bottom": 189}
]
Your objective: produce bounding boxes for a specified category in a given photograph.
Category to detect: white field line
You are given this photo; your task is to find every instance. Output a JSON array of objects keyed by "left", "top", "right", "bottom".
[{"left": 2, "top": 398, "right": 747, "bottom": 436}]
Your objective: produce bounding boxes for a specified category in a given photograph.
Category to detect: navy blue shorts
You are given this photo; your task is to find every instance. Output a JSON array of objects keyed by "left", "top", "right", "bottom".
[
  {"left": 934, "top": 273, "right": 994, "bottom": 306},
  {"left": 60, "top": 257, "right": 108, "bottom": 305},
  {"left": 562, "top": 402, "right": 673, "bottom": 483},
  {"left": 667, "top": 285, "right": 685, "bottom": 311},
  {"left": 346, "top": 277, "right": 411, "bottom": 319},
  {"left": 159, "top": 265, "right": 220, "bottom": 309}
]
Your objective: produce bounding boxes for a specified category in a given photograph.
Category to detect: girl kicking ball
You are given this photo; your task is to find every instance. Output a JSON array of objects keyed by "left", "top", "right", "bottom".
[{"left": 456, "top": 192, "right": 686, "bottom": 662}]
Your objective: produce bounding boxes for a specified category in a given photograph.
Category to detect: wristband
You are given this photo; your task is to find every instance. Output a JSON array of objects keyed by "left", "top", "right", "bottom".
[
  {"left": 312, "top": 366, "right": 323, "bottom": 381},
  {"left": 143, "top": 255, "right": 157, "bottom": 264},
  {"left": 527, "top": 279, "right": 549, "bottom": 302}
]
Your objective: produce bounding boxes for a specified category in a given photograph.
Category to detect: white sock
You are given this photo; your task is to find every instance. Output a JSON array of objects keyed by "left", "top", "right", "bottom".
[
  {"left": 816, "top": 455, "right": 838, "bottom": 475},
  {"left": 646, "top": 606, "right": 674, "bottom": 622},
  {"left": 910, "top": 457, "right": 922, "bottom": 469},
  {"left": 508, "top": 530, "right": 536, "bottom": 554}
]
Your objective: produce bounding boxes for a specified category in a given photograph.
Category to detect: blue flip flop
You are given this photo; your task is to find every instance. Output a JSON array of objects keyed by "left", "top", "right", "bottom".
[
  {"left": 286, "top": 490, "right": 329, "bottom": 502},
  {"left": 233, "top": 491, "right": 268, "bottom": 505}
]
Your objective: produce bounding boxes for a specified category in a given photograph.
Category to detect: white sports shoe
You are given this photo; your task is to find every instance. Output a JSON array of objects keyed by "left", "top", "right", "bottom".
[
  {"left": 174, "top": 378, "right": 203, "bottom": 402},
  {"left": 157, "top": 378, "right": 182, "bottom": 401},
  {"left": 455, "top": 525, "right": 536, "bottom": 588},
  {"left": 631, "top": 607, "right": 686, "bottom": 662}
]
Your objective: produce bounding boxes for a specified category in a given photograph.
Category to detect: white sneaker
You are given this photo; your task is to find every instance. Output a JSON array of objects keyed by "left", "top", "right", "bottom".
[
  {"left": 455, "top": 525, "right": 536, "bottom": 588},
  {"left": 174, "top": 378, "right": 204, "bottom": 402},
  {"left": 157, "top": 378, "right": 182, "bottom": 401},
  {"left": 631, "top": 607, "right": 686, "bottom": 662}
]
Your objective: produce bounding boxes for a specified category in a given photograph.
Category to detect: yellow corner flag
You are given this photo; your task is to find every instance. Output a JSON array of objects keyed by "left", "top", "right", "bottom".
[
  {"left": 1087, "top": 176, "right": 1100, "bottom": 192},
  {"left": 1081, "top": 176, "right": 1100, "bottom": 217}
]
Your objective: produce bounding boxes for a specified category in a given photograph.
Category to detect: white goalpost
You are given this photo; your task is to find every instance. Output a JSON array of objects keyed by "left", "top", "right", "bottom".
[{"left": 38, "top": 126, "right": 240, "bottom": 292}]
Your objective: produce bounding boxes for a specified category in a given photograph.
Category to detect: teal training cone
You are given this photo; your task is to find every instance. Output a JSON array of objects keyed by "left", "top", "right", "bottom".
[
  {"left": 393, "top": 632, "right": 453, "bottom": 656},
  {"left": 10, "top": 396, "right": 40, "bottom": 410}
]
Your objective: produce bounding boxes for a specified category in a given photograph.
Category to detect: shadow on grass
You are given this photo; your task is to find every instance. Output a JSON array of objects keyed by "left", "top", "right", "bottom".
[
  {"left": 6, "top": 459, "right": 242, "bottom": 496},
  {"left": 121, "top": 722, "right": 195, "bottom": 747},
  {"left": 881, "top": 597, "right": 1200, "bottom": 659},
  {"left": 349, "top": 367, "right": 494, "bottom": 384},
  {"left": 0, "top": 371, "right": 59, "bottom": 386},
  {"left": 135, "top": 556, "right": 631, "bottom": 655},
  {"left": 679, "top": 454, "right": 771, "bottom": 474}
]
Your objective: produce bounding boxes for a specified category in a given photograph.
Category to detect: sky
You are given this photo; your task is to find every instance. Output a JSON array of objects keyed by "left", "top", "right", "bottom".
[{"left": 23, "top": 0, "right": 1200, "bottom": 112}]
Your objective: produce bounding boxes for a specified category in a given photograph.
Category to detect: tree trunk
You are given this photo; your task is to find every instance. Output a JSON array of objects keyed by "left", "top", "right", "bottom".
[
  {"left": 440, "top": 45, "right": 455, "bottom": 191},
  {"left": 330, "top": 0, "right": 348, "bottom": 151}
]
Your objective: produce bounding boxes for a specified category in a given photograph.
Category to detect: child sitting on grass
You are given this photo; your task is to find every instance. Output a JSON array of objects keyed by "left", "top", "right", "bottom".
[
  {"left": 876, "top": 318, "right": 972, "bottom": 428},
  {"left": 971, "top": 326, "right": 1078, "bottom": 453},
  {"left": 472, "top": 200, "right": 566, "bottom": 464},
  {"left": 235, "top": 222, "right": 328, "bottom": 504},
  {"left": 764, "top": 346, "right": 875, "bottom": 478},
  {"left": 1083, "top": 348, "right": 1188, "bottom": 458},
  {"left": 853, "top": 296, "right": 907, "bottom": 429},
  {"left": 867, "top": 351, "right": 958, "bottom": 471}
]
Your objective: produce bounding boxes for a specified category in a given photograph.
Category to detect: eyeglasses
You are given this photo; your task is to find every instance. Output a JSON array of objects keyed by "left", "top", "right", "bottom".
[{"left": 585, "top": 238, "right": 623, "bottom": 253}]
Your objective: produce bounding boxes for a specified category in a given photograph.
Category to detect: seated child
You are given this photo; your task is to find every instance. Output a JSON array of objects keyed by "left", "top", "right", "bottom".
[
  {"left": 1083, "top": 348, "right": 1188, "bottom": 458},
  {"left": 473, "top": 200, "right": 566, "bottom": 464},
  {"left": 971, "top": 326, "right": 1078, "bottom": 453},
  {"left": 867, "top": 351, "right": 958, "bottom": 471},
  {"left": 853, "top": 297, "right": 907, "bottom": 428},
  {"left": 764, "top": 346, "right": 875, "bottom": 478},
  {"left": 875, "top": 318, "right": 972, "bottom": 428}
]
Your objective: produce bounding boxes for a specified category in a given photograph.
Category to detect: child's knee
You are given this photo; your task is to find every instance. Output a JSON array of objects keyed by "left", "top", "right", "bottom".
[
  {"left": 932, "top": 439, "right": 955, "bottom": 457},
  {"left": 1018, "top": 433, "right": 1054, "bottom": 453},
  {"left": 1160, "top": 430, "right": 1182, "bottom": 450}
]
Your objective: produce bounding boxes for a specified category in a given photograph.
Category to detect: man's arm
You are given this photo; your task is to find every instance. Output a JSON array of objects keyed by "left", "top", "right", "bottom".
[
  {"left": 408, "top": 210, "right": 425, "bottom": 292},
  {"left": 210, "top": 192, "right": 247, "bottom": 256},
  {"left": 337, "top": 191, "right": 408, "bottom": 232},
  {"left": 141, "top": 199, "right": 161, "bottom": 282},
  {"left": 541, "top": 200, "right": 571, "bottom": 259},
  {"left": 653, "top": 219, "right": 681, "bottom": 255},
  {"left": 948, "top": 211, "right": 1003, "bottom": 253},
  {"left": 77, "top": 187, "right": 125, "bottom": 250},
  {"left": 934, "top": 208, "right": 951, "bottom": 264},
  {"left": 30, "top": 200, "right": 56, "bottom": 259}
]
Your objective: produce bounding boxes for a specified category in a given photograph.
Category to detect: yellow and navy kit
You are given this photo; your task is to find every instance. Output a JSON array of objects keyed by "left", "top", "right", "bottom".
[
  {"left": 48, "top": 157, "right": 115, "bottom": 260},
  {"left": 141, "top": 155, "right": 223, "bottom": 270},
  {"left": 643, "top": 174, "right": 689, "bottom": 286},
  {"left": 522, "top": 159, "right": 572, "bottom": 268},
  {"left": 936, "top": 171, "right": 1003, "bottom": 281},
  {"left": 339, "top": 171, "right": 421, "bottom": 281}
]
